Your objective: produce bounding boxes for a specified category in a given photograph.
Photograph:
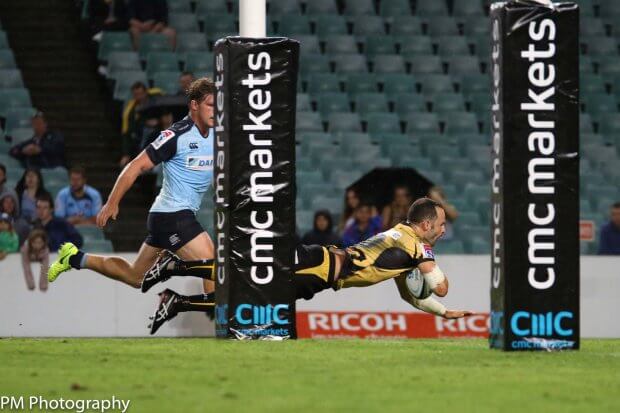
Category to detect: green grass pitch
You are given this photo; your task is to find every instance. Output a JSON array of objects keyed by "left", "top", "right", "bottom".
[{"left": 1, "top": 338, "right": 619, "bottom": 413}]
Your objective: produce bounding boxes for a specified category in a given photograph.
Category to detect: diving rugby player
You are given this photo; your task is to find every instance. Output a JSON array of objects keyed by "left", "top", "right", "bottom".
[
  {"left": 148, "top": 198, "right": 472, "bottom": 334},
  {"left": 47, "top": 78, "right": 216, "bottom": 295}
]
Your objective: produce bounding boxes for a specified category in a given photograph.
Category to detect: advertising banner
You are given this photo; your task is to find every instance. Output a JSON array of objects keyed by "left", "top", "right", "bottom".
[
  {"left": 490, "top": 1, "right": 580, "bottom": 351},
  {"left": 213, "top": 37, "right": 299, "bottom": 339}
]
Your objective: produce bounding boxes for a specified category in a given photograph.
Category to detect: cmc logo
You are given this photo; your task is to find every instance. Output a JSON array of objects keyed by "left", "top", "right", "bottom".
[
  {"left": 510, "top": 311, "right": 573, "bottom": 337},
  {"left": 235, "top": 304, "right": 289, "bottom": 325}
]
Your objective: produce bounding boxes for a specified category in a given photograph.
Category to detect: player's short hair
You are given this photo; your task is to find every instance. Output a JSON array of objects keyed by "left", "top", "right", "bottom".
[
  {"left": 70, "top": 165, "right": 86, "bottom": 178},
  {"left": 131, "top": 81, "right": 147, "bottom": 91},
  {"left": 612, "top": 202, "right": 620, "bottom": 209},
  {"left": 180, "top": 71, "right": 194, "bottom": 78},
  {"left": 407, "top": 197, "right": 443, "bottom": 224},
  {"left": 187, "top": 77, "right": 215, "bottom": 103}
]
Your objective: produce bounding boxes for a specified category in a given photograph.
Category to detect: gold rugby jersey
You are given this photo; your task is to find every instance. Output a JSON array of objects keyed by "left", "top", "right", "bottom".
[{"left": 336, "top": 223, "right": 435, "bottom": 289}]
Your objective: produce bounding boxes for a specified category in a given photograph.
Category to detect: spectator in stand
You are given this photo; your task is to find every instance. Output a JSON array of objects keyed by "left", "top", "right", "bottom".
[
  {"left": 0, "top": 193, "right": 31, "bottom": 244},
  {"left": 88, "top": 0, "right": 129, "bottom": 39},
  {"left": 120, "top": 81, "right": 163, "bottom": 167},
  {"left": 338, "top": 188, "right": 379, "bottom": 233},
  {"left": 0, "top": 164, "right": 18, "bottom": 204},
  {"left": 177, "top": 71, "right": 195, "bottom": 96},
  {"left": 598, "top": 202, "right": 620, "bottom": 255},
  {"left": 141, "top": 109, "right": 174, "bottom": 150},
  {"left": 342, "top": 202, "right": 383, "bottom": 247},
  {"left": 0, "top": 212, "right": 19, "bottom": 260},
  {"left": 127, "top": 0, "right": 176, "bottom": 49},
  {"left": 54, "top": 166, "right": 103, "bottom": 226},
  {"left": 32, "top": 195, "right": 83, "bottom": 251},
  {"left": 302, "top": 210, "right": 342, "bottom": 247},
  {"left": 20, "top": 229, "right": 50, "bottom": 292},
  {"left": 381, "top": 185, "right": 413, "bottom": 230},
  {"left": 9, "top": 112, "right": 65, "bottom": 169},
  {"left": 15, "top": 168, "right": 51, "bottom": 224}
]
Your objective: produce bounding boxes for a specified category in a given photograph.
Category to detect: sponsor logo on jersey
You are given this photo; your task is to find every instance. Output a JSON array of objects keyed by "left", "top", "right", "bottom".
[
  {"left": 169, "top": 233, "right": 181, "bottom": 246},
  {"left": 186, "top": 155, "right": 213, "bottom": 171},
  {"left": 385, "top": 229, "right": 402, "bottom": 240},
  {"left": 189, "top": 142, "right": 198, "bottom": 150},
  {"left": 151, "top": 129, "right": 175, "bottom": 149},
  {"left": 421, "top": 243, "right": 434, "bottom": 259}
]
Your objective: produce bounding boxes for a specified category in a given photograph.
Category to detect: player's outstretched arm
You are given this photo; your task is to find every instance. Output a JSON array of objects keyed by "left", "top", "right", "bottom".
[
  {"left": 394, "top": 276, "right": 472, "bottom": 319},
  {"left": 97, "top": 150, "right": 154, "bottom": 228}
]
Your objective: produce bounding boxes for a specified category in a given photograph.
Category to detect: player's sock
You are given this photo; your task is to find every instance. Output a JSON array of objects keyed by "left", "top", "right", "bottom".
[
  {"left": 68, "top": 251, "right": 87, "bottom": 270},
  {"left": 178, "top": 293, "right": 215, "bottom": 312},
  {"left": 174, "top": 259, "right": 214, "bottom": 280}
]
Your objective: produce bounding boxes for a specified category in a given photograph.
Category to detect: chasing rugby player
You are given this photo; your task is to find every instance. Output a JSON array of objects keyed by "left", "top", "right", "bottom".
[
  {"left": 147, "top": 198, "right": 473, "bottom": 334},
  {"left": 47, "top": 78, "right": 217, "bottom": 297}
]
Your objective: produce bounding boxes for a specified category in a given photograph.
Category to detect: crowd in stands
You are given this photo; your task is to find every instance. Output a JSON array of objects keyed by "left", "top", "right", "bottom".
[
  {"left": 300, "top": 183, "right": 459, "bottom": 248},
  {"left": 0, "top": 106, "right": 104, "bottom": 289}
]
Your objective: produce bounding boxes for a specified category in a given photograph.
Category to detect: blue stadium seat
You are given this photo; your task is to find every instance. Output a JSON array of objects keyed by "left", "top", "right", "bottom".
[
  {"left": 297, "top": 111, "right": 324, "bottom": 132},
  {"left": 168, "top": 13, "right": 200, "bottom": 33},
  {"left": 276, "top": 15, "right": 311, "bottom": 35},
  {"left": 404, "top": 112, "right": 440, "bottom": 134},
  {"left": 452, "top": 0, "right": 485, "bottom": 17},
  {"left": 324, "top": 35, "right": 358, "bottom": 55},
  {"left": 296, "top": 35, "right": 321, "bottom": 55},
  {"left": 418, "top": 74, "right": 455, "bottom": 94},
  {"left": 152, "top": 71, "right": 181, "bottom": 94},
  {"left": 398, "top": 35, "right": 433, "bottom": 56},
  {"left": 344, "top": 73, "right": 378, "bottom": 93},
  {"left": 269, "top": 0, "right": 301, "bottom": 15},
  {"left": 0, "top": 88, "right": 32, "bottom": 118},
  {"left": 307, "top": 73, "right": 342, "bottom": 93},
  {"left": 145, "top": 52, "right": 180, "bottom": 79},
  {"left": 332, "top": 53, "right": 368, "bottom": 73},
  {"left": 296, "top": 94, "right": 312, "bottom": 112},
  {"left": 352, "top": 16, "right": 386, "bottom": 37},
  {"left": 436, "top": 35, "right": 471, "bottom": 56},
  {"left": 380, "top": 0, "right": 412, "bottom": 18},
  {"left": 327, "top": 112, "right": 362, "bottom": 132},
  {"left": 408, "top": 55, "right": 443, "bottom": 74},
  {"left": 313, "top": 15, "right": 348, "bottom": 37},
  {"left": 4, "top": 107, "right": 35, "bottom": 133},
  {"left": 366, "top": 112, "right": 401, "bottom": 134},
  {"left": 176, "top": 33, "right": 208, "bottom": 54},
  {"left": 426, "top": 16, "right": 459, "bottom": 36},
  {"left": 415, "top": 0, "right": 449, "bottom": 16},
  {"left": 195, "top": 0, "right": 229, "bottom": 14},
  {"left": 300, "top": 53, "right": 331, "bottom": 76},
  {"left": 316, "top": 92, "right": 351, "bottom": 116},
  {"left": 167, "top": 0, "right": 192, "bottom": 13},
  {"left": 393, "top": 93, "right": 427, "bottom": 115},
  {"left": 364, "top": 36, "right": 397, "bottom": 56},
  {"left": 107, "top": 51, "right": 141, "bottom": 79},
  {"left": 113, "top": 71, "right": 148, "bottom": 101},
  {"left": 446, "top": 55, "right": 481, "bottom": 75},
  {"left": 381, "top": 73, "right": 417, "bottom": 94},
  {"left": 342, "top": 0, "right": 376, "bottom": 16},
  {"left": 306, "top": 0, "right": 338, "bottom": 15},
  {"left": 353, "top": 92, "right": 389, "bottom": 115},
  {"left": 390, "top": 16, "right": 423, "bottom": 36},
  {"left": 184, "top": 52, "right": 214, "bottom": 74},
  {"left": 97, "top": 32, "right": 132, "bottom": 61},
  {"left": 138, "top": 33, "right": 173, "bottom": 59},
  {"left": 0, "top": 32, "right": 9, "bottom": 49},
  {"left": 431, "top": 93, "right": 466, "bottom": 112},
  {"left": 0, "top": 69, "right": 23, "bottom": 88},
  {"left": 371, "top": 54, "right": 406, "bottom": 73}
]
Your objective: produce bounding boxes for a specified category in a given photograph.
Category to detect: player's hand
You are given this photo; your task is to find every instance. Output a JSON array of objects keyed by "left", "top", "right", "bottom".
[
  {"left": 97, "top": 202, "right": 119, "bottom": 228},
  {"left": 443, "top": 310, "right": 474, "bottom": 319}
]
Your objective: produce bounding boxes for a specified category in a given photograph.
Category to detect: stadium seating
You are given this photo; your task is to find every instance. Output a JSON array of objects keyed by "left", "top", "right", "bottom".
[{"left": 84, "top": 0, "right": 619, "bottom": 254}]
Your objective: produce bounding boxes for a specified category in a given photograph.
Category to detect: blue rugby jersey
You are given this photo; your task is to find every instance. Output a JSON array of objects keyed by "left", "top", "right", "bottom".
[{"left": 146, "top": 117, "right": 213, "bottom": 213}]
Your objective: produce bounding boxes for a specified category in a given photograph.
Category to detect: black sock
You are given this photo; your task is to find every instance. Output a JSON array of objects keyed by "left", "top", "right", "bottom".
[
  {"left": 68, "top": 251, "right": 85, "bottom": 270},
  {"left": 172, "top": 259, "right": 214, "bottom": 280},
  {"left": 178, "top": 293, "right": 215, "bottom": 312}
]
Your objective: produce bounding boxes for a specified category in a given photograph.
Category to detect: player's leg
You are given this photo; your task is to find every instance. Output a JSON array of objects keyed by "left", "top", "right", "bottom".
[
  {"left": 141, "top": 231, "right": 216, "bottom": 292},
  {"left": 48, "top": 241, "right": 162, "bottom": 289},
  {"left": 148, "top": 288, "right": 215, "bottom": 335}
]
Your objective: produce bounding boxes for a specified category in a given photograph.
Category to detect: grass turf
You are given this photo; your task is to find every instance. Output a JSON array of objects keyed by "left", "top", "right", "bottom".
[{"left": 1, "top": 338, "right": 619, "bottom": 413}]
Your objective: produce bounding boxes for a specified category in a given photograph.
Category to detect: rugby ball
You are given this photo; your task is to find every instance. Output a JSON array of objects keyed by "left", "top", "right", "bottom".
[{"left": 405, "top": 268, "right": 432, "bottom": 299}]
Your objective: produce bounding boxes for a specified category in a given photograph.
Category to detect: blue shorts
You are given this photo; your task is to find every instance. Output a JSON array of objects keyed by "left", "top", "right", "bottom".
[{"left": 145, "top": 210, "right": 204, "bottom": 252}]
